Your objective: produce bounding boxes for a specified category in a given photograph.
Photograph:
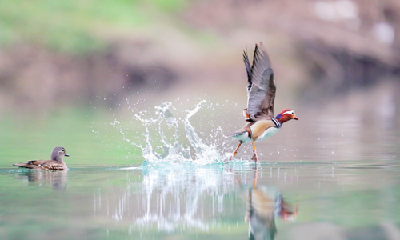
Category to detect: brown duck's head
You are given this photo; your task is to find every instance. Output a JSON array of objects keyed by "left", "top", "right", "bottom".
[
  {"left": 51, "top": 147, "right": 70, "bottom": 162},
  {"left": 275, "top": 109, "right": 298, "bottom": 123}
]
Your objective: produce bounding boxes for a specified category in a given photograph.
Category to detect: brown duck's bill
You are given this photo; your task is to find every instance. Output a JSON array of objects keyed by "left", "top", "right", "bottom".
[
  {"left": 65, "top": 154, "right": 70, "bottom": 157},
  {"left": 294, "top": 116, "right": 299, "bottom": 120}
]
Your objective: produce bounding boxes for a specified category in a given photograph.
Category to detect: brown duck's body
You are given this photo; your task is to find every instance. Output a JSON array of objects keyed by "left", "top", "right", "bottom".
[
  {"left": 13, "top": 146, "right": 70, "bottom": 171},
  {"left": 13, "top": 160, "right": 67, "bottom": 170}
]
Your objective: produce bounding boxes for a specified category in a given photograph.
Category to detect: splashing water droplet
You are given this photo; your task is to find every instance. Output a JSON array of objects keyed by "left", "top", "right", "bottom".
[{"left": 128, "top": 101, "right": 223, "bottom": 167}]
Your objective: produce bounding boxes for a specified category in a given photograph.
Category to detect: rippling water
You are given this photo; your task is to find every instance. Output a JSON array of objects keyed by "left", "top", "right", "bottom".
[{"left": 1, "top": 84, "right": 400, "bottom": 239}]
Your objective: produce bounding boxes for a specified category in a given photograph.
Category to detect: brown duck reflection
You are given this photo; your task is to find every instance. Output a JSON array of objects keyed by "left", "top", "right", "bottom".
[
  {"left": 15, "top": 170, "right": 67, "bottom": 191},
  {"left": 246, "top": 166, "right": 297, "bottom": 240}
]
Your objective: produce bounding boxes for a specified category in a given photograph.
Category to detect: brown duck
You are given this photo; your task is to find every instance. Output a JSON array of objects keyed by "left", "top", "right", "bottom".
[{"left": 13, "top": 146, "right": 70, "bottom": 170}]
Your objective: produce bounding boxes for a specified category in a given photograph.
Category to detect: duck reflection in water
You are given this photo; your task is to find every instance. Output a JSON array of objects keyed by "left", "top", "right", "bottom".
[
  {"left": 15, "top": 170, "right": 67, "bottom": 191},
  {"left": 245, "top": 166, "right": 297, "bottom": 240}
]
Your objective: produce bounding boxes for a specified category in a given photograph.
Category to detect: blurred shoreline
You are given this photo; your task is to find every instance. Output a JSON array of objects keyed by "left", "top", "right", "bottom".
[{"left": 0, "top": 0, "right": 399, "bottom": 112}]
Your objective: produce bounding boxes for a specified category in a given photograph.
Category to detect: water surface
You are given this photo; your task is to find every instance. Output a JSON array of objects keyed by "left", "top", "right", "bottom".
[{"left": 1, "top": 86, "right": 400, "bottom": 240}]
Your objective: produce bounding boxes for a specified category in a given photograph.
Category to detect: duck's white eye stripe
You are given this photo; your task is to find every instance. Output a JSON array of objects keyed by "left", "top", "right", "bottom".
[{"left": 283, "top": 110, "right": 294, "bottom": 115}]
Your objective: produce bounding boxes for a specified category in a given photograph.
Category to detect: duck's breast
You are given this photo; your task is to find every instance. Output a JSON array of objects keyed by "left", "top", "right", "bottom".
[
  {"left": 255, "top": 126, "right": 279, "bottom": 142},
  {"left": 250, "top": 120, "right": 278, "bottom": 141}
]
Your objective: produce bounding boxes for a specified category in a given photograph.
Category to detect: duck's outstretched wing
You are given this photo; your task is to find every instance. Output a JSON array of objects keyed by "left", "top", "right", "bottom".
[{"left": 244, "top": 43, "right": 276, "bottom": 121}]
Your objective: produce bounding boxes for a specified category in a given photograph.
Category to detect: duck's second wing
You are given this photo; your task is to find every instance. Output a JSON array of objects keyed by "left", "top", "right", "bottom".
[{"left": 245, "top": 43, "right": 276, "bottom": 122}]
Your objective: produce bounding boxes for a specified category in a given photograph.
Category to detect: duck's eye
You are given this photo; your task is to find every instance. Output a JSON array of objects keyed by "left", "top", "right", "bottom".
[{"left": 284, "top": 110, "right": 293, "bottom": 115}]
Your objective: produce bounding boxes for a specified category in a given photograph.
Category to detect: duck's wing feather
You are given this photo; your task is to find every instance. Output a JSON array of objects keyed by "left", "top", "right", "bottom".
[
  {"left": 228, "top": 123, "right": 252, "bottom": 138},
  {"left": 243, "top": 50, "right": 252, "bottom": 91},
  {"left": 13, "top": 160, "right": 46, "bottom": 168},
  {"left": 245, "top": 43, "right": 276, "bottom": 121},
  {"left": 28, "top": 160, "right": 47, "bottom": 166}
]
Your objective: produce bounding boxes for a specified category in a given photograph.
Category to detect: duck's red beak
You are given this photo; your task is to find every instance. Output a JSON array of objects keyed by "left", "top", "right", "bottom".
[{"left": 292, "top": 114, "right": 299, "bottom": 120}]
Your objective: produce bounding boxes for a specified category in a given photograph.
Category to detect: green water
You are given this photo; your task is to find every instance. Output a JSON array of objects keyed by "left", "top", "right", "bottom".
[
  {"left": 0, "top": 108, "right": 143, "bottom": 168},
  {"left": 1, "top": 99, "right": 400, "bottom": 240}
]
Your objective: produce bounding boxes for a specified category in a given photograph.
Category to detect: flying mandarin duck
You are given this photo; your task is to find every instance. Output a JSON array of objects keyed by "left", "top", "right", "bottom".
[
  {"left": 231, "top": 43, "right": 298, "bottom": 162},
  {"left": 13, "top": 146, "right": 70, "bottom": 170}
]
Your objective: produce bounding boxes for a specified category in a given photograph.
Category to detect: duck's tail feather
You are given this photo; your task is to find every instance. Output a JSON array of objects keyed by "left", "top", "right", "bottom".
[
  {"left": 13, "top": 162, "right": 26, "bottom": 167},
  {"left": 13, "top": 162, "right": 33, "bottom": 168},
  {"left": 223, "top": 130, "right": 248, "bottom": 138}
]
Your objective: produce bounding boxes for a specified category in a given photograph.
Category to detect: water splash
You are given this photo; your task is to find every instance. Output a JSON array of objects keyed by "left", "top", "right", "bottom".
[{"left": 128, "top": 100, "right": 223, "bottom": 166}]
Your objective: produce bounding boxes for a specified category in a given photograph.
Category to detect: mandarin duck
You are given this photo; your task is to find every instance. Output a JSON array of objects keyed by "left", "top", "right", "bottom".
[
  {"left": 13, "top": 146, "right": 70, "bottom": 170},
  {"left": 231, "top": 43, "right": 298, "bottom": 162}
]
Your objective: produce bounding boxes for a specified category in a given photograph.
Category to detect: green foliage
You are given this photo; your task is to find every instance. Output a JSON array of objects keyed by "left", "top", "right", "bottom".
[
  {"left": 151, "top": 0, "right": 187, "bottom": 11},
  {"left": 0, "top": 0, "right": 187, "bottom": 53}
]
